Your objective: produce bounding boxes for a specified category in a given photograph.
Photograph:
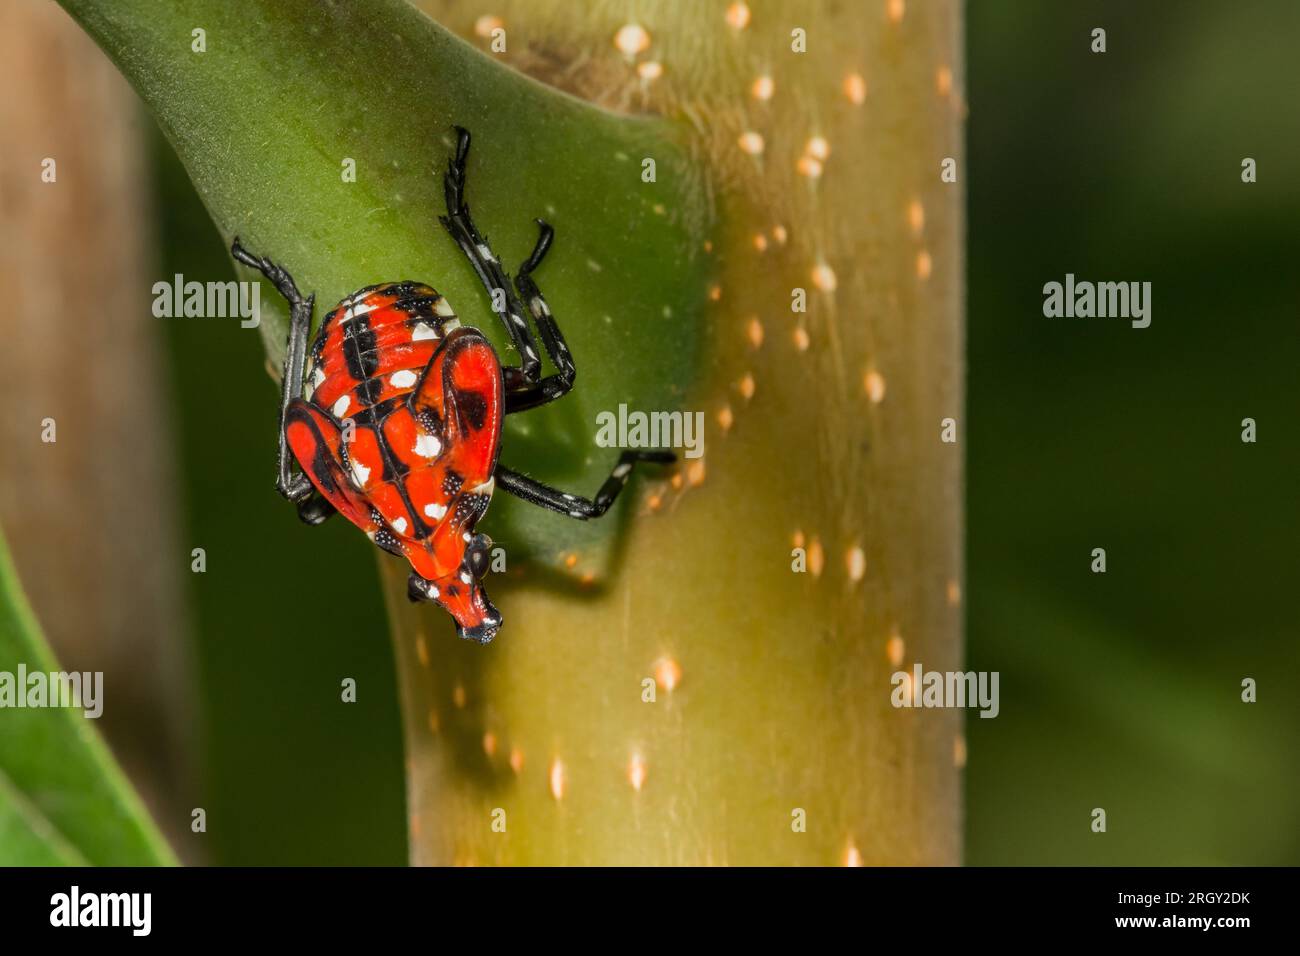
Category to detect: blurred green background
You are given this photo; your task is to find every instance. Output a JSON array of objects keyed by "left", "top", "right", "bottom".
[
  {"left": 153, "top": 145, "right": 405, "bottom": 864},
  {"left": 112, "top": 1, "right": 1300, "bottom": 864},
  {"left": 964, "top": 1, "right": 1300, "bottom": 864}
]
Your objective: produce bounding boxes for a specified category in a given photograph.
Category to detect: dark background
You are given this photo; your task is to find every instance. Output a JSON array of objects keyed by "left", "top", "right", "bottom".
[
  {"left": 964, "top": 2, "right": 1300, "bottom": 864},
  {"left": 147, "top": 2, "right": 1300, "bottom": 864}
]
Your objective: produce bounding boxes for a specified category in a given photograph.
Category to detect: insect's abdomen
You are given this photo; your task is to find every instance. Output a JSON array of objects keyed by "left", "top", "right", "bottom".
[
  {"left": 306, "top": 282, "right": 461, "bottom": 417},
  {"left": 289, "top": 281, "right": 504, "bottom": 587}
]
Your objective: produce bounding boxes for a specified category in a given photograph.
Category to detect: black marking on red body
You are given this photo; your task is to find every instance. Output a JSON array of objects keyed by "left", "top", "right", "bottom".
[{"left": 342, "top": 317, "right": 379, "bottom": 380}]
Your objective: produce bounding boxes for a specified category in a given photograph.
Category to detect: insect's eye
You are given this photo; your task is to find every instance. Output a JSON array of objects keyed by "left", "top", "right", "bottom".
[{"left": 466, "top": 533, "right": 492, "bottom": 578}]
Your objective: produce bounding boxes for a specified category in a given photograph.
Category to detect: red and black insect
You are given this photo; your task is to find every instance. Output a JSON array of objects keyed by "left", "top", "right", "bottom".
[{"left": 232, "top": 127, "right": 673, "bottom": 643}]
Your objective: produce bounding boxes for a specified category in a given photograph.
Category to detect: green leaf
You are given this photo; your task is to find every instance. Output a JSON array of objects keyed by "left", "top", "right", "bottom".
[
  {"left": 0, "top": 525, "right": 176, "bottom": 866},
  {"left": 58, "top": 0, "right": 711, "bottom": 568}
]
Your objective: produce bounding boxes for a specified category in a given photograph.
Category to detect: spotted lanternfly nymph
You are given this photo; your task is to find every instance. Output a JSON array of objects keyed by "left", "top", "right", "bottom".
[{"left": 232, "top": 127, "right": 674, "bottom": 643}]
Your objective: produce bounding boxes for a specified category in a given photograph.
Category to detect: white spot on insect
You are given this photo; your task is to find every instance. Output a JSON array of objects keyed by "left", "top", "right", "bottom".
[
  {"left": 569, "top": 510, "right": 585, "bottom": 518},
  {"left": 612, "top": 463, "right": 632, "bottom": 480},
  {"left": 424, "top": 502, "right": 448, "bottom": 521},
  {"left": 510, "top": 313, "right": 526, "bottom": 327},
  {"left": 562, "top": 493, "right": 577, "bottom": 501},
  {"left": 333, "top": 395, "right": 351, "bottom": 417},
  {"left": 350, "top": 300, "right": 375, "bottom": 317},
  {"left": 427, "top": 582, "right": 439, "bottom": 599},
  {"left": 414, "top": 434, "right": 442, "bottom": 458},
  {"left": 476, "top": 243, "right": 494, "bottom": 262},
  {"left": 468, "top": 477, "right": 495, "bottom": 496},
  {"left": 411, "top": 322, "right": 438, "bottom": 341},
  {"left": 350, "top": 459, "right": 371, "bottom": 486},
  {"left": 392, "top": 517, "right": 408, "bottom": 534},
  {"left": 530, "top": 297, "right": 551, "bottom": 316},
  {"left": 524, "top": 345, "right": 537, "bottom": 361},
  {"left": 460, "top": 571, "right": 472, "bottom": 584},
  {"left": 433, "top": 298, "right": 457, "bottom": 318},
  {"left": 390, "top": 369, "right": 418, "bottom": 389},
  {"left": 312, "top": 366, "right": 326, "bottom": 386}
]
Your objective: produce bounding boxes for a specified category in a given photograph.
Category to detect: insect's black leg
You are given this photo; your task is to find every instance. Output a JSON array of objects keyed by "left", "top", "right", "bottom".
[
  {"left": 505, "top": 220, "right": 578, "bottom": 415},
  {"left": 231, "top": 237, "right": 333, "bottom": 522},
  {"left": 438, "top": 126, "right": 543, "bottom": 391},
  {"left": 494, "top": 451, "right": 676, "bottom": 520}
]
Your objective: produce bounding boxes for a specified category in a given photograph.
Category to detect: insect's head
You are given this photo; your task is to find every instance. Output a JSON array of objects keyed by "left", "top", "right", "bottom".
[{"left": 412, "top": 532, "right": 501, "bottom": 643}]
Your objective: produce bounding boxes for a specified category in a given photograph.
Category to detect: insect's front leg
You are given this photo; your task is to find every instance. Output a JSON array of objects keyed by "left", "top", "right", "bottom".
[{"left": 231, "top": 237, "right": 335, "bottom": 524}]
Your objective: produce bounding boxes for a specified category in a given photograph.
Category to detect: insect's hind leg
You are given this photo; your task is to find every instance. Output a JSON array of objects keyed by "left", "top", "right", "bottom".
[
  {"left": 438, "top": 127, "right": 544, "bottom": 391},
  {"left": 231, "top": 237, "right": 334, "bottom": 523},
  {"left": 494, "top": 451, "right": 676, "bottom": 520}
]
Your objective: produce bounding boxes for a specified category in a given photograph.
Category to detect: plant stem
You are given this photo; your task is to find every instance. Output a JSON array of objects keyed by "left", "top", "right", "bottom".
[{"left": 389, "top": 0, "right": 966, "bottom": 865}]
